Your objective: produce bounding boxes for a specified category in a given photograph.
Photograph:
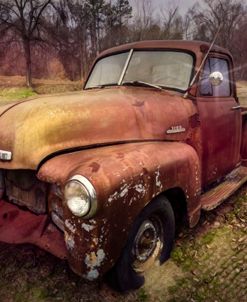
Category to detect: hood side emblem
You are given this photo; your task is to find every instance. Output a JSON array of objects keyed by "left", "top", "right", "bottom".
[
  {"left": 166, "top": 125, "right": 186, "bottom": 134},
  {"left": 0, "top": 150, "right": 12, "bottom": 161}
]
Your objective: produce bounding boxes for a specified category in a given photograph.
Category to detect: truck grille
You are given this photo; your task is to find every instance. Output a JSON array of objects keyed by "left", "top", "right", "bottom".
[{"left": 5, "top": 170, "right": 47, "bottom": 214}]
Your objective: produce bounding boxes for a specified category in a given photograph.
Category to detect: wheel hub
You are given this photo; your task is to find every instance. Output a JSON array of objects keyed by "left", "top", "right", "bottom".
[{"left": 133, "top": 218, "right": 161, "bottom": 263}]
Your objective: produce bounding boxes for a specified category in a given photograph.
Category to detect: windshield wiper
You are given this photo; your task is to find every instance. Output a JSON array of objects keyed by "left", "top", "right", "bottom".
[
  {"left": 85, "top": 83, "right": 118, "bottom": 90},
  {"left": 122, "top": 81, "right": 164, "bottom": 91}
]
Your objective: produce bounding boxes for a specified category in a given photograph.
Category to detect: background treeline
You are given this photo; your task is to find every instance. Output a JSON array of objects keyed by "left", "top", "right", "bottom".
[{"left": 0, "top": 0, "right": 246, "bottom": 87}]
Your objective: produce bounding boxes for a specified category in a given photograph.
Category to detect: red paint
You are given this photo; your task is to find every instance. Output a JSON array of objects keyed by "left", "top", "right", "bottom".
[{"left": 0, "top": 200, "right": 67, "bottom": 259}]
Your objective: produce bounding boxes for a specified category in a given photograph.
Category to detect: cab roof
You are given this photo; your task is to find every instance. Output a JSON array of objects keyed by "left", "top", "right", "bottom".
[{"left": 98, "top": 40, "right": 232, "bottom": 59}]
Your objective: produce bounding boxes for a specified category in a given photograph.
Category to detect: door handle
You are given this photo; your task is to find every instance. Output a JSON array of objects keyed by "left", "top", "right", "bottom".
[{"left": 231, "top": 105, "right": 242, "bottom": 111}]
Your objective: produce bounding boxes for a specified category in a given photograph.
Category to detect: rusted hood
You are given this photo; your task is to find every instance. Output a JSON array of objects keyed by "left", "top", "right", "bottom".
[{"left": 0, "top": 87, "right": 197, "bottom": 169}]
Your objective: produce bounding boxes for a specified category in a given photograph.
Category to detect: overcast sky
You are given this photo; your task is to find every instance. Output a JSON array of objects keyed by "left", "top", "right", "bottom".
[{"left": 130, "top": 0, "right": 198, "bottom": 15}]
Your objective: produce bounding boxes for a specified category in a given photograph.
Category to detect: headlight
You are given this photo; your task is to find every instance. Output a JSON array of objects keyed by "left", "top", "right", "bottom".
[{"left": 64, "top": 175, "right": 97, "bottom": 218}]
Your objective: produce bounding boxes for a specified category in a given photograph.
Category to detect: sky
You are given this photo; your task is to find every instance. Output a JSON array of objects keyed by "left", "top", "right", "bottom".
[
  {"left": 130, "top": 0, "right": 198, "bottom": 15},
  {"left": 173, "top": 0, "right": 198, "bottom": 14}
]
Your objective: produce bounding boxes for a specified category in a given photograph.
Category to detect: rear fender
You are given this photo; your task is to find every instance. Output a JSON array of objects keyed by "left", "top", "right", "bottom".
[{"left": 38, "top": 142, "right": 201, "bottom": 279}]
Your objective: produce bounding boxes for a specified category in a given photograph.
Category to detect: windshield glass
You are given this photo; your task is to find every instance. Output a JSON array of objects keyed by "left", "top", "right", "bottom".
[
  {"left": 85, "top": 52, "right": 128, "bottom": 88},
  {"left": 85, "top": 50, "right": 194, "bottom": 91}
]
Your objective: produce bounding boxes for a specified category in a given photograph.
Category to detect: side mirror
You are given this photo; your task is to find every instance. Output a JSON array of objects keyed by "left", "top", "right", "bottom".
[{"left": 209, "top": 71, "right": 224, "bottom": 86}]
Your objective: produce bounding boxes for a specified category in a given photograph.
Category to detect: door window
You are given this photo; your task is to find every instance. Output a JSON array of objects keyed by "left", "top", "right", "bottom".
[{"left": 199, "top": 57, "right": 231, "bottom": 97}]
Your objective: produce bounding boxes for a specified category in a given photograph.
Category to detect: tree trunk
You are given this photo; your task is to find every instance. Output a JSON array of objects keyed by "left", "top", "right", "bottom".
[{"left": 23, "top": 38, "right": 32, "bottom": 88}]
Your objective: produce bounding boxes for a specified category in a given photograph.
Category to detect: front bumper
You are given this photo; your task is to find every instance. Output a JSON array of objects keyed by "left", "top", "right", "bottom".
[
  {"left": 0, "top": 199, "right": 67, "bottom": 259},
  {"left": 0, "top": 197, "right": 115, "bottom": 281}
]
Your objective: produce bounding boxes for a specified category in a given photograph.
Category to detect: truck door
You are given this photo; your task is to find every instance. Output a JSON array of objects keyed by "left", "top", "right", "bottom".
[{"left": 197, "top": 55, "right": 241, "bottom": 187}]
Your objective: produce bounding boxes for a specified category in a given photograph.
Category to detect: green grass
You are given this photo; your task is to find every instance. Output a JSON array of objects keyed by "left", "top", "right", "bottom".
[
  {"left": 138, "top": 288, "right": 149, "bottom": 302},
  {"left": 0, "top": 87, "right": 37, "bottom": 101},
  {"left": 200, "top": 230, "right": 217, "bottom": 245},
  {"left": 0, "top": 84, "right": 83, "bottom": 103}
]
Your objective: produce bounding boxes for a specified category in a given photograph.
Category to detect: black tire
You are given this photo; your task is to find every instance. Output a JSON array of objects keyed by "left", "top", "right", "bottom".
[{"left": 106, "top": 195, "right": 175, "bottom": 292}]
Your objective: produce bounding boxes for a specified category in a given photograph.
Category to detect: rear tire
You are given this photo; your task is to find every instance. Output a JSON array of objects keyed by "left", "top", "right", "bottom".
[{"left": 106, "top": 195, "right": 175, "bottom": 292}]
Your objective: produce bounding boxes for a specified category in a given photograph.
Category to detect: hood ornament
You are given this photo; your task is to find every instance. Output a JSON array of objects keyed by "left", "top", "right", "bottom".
[{"left": 0, "top": 150, "right": 12, "bottom": 161}]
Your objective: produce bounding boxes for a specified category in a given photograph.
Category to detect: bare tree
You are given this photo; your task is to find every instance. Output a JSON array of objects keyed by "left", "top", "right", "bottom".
[
  {"left": 104, "top": 0, "right": 132, "bottom": 48},
  {"left": 0, "top": 0, "right": 54, "bottom": 87},
  {"left": 160, "top": 2, "right": 184, "bottom": 39},
  {"left": 130, "top": 0, "right": 183, "bottom": 41},
  {"left": 231, "top": 16, "right": 247, "bottom": 79},
  {"left": 0, "top": 0, "right": 246, "bottom": 82},
  {"left": 132, "top": 0, "right": 155, "bottom": 40},
  {"left": 187, "top": 0, "right": 247, "bottom": 79},
  {"left": 188, "top": 0, "right": 245, "bottom": 48}
]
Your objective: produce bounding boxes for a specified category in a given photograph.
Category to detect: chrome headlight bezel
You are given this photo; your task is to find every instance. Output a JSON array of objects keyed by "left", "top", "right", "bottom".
[{"left": 64, "top": 175, "right": 97, "bottom": 219}]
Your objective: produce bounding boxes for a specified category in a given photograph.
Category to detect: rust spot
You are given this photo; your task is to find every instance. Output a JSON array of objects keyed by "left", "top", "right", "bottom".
[
  {"left": 189, "top": 113, "right": 200, "bottom": 128},
  {"left": 89, "top": 162, "right": 100, "bottom": 173},
  {"left": 133, "top": 100, "right": 145, "bottom": 107},
  {"left": 142, "top": 167, "right": 149, "bottom": 175},
  {"left": 2, "top": 210, "right": 19, "bottom": 221},
  {"left": 116, "top": 152, "right": 125, "bottom": 159}
]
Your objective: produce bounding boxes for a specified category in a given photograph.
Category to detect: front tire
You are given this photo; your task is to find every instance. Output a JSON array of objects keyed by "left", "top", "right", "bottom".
[{"left": 107, "top": 195, "right": 175, "bottom": 292}]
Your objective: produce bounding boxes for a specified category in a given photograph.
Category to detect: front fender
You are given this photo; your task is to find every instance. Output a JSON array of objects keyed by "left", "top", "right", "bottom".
[{"left": 38, "top": 142, "right": 201, "bottom": 279}]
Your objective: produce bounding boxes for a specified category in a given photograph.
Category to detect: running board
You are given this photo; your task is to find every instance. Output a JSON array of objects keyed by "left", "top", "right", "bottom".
[{"left": 201, "top": 166, "right": 247, "bottom": 211}]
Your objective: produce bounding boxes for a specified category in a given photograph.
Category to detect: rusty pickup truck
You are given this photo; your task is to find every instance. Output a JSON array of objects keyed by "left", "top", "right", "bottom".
[{"left": 0, "top": 40, "right": 246, "bottom": 291}]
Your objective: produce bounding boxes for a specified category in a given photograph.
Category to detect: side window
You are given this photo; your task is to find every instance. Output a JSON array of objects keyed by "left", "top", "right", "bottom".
[{"left": 200, "top": 57, "right": 231, "bottom": 97}]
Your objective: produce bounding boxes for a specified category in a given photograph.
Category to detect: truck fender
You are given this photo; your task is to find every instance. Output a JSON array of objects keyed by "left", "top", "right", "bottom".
[{"left": 38, "top": 142, "right": 201, "bottom": 279}]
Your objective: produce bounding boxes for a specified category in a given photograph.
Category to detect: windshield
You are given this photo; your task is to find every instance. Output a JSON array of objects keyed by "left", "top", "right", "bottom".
[{"left": 85, "top": 50, "right": 194, "bottom": 91}]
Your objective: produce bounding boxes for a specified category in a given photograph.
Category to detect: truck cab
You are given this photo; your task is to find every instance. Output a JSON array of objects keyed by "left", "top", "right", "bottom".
[{"left": 0, "top": 40, "right": 246, "bottom": 291}]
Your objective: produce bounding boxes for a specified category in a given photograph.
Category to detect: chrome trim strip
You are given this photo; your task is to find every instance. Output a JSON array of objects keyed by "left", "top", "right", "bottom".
[
  {"left": 118, "top": 49, "right": 134, "bottom": 86},
  {"left": 51, "top": 212, "right": 65, "bottom": 232},
  {"left": 231, "top": 105, "right": 242, "bottom": 111}
]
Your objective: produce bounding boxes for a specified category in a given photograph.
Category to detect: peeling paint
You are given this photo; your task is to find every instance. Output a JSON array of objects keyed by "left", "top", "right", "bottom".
[
  {"left": 134, "top": 183, "right": 145, "bottom": 194},
  {"left": 65, "top": 232, "right": 75, "bottom": 251},
  {"left": 108, "top": 191, "right": 118, "bottom": 204},
  {"left": 129, "top": 196, "right": 136, "bottom": 206},
  {"left": 65, "top": 219, "right": 76, "bottom": 234},
  {"left": 92, "top": 237, "right": 99, "bottom": 245},
  {"left": 155, "top": 168, "right": 163, "bottom": 191},
  {"left": 86, "top": 269, "right": 99, "bottom": 281},
  {"left": 82, "top": 223, "right": 95, "bottom": 232},
  {"left": 85, "top": 249, "right": 106, "bottom": 268},
  {"left": 89, "top": 219, "right": 97, "bottom": 225},
  {"left": 119, "top": 186, "right": 129, "bottom": 198},
  {"left": 108, "top": 183, "right": 132, "bottom": 204},
  {"left": 84, "top": 249, "right": 106, "bottom": 280}
]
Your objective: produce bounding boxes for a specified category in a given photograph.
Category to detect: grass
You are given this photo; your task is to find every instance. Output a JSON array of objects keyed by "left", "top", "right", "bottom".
[
  {"left": 0, "top": 87, "right": 37, "bottom": 101},
  {"left": 138, "top": 288, "right": 149, "bottom": 302},
  {"left": 0, "top": 76, "right": 83, "bottom": 102}
]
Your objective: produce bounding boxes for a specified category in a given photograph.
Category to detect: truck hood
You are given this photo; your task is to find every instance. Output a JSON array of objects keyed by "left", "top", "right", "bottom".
[{"left": 0, "top": 87, "right": 197, "bottom": 169}]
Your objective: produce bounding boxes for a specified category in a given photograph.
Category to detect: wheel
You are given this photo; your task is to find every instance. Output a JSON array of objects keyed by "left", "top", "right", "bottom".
[{"left": 106, "top": 195, "right": 175, "bottom": 292}]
